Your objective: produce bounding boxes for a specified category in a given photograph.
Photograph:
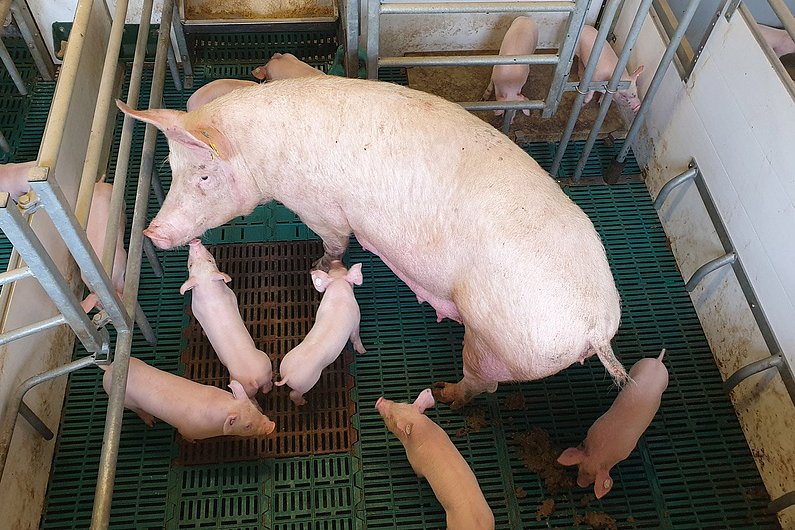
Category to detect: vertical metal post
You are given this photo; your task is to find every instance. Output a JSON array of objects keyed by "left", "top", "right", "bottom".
[
  {"left": 8, "top": 0, "right": 55, "bottom": 81},
  {"left": 90, "top": 1, "right": 174, "bottom": 527},
  {"left": 0, "top": 38, "right": 28, "bottom": 95},
  {"left": 606, "top": 0, "right": 702, "bottom": 182},
  {"left": 167, "top": 43, "right": 182, "bottom": 91},
  {"left": 366, "top": 0, "right": 380, "bottom": 79},
  {"left": 171, "top": 1, "right": 193, "bottom": 88},
  {"left": 543, "top": 0, "right": 592, "bottom": 118},
  {"left": 0, "top": 195, "right": 102, "bottom": 352},
  {"left": 551, "top": 0, "right": 623, "bottom": 176},
  {"left": 572, "top": 0, "right": 656, "bottom": 182},
  {"left": 344, "top": 0, "right": 359, "bottom": 77}
]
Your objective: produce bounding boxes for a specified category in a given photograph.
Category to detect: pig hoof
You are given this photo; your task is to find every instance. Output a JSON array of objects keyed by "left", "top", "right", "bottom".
[{"left": 431, "top": 382, "right": 471, "bottom": 410}]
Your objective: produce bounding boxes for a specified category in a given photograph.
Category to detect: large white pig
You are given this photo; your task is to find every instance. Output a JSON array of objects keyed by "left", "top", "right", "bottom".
[
  {"left": 0, "top": 160, "right": 36, "bottom": 200},
  {"left": 557, "top": 350, "right": 669, "bottom": 498},
  {"left": 186, "top": 79, "right": 259, "bottom": 112},
  {"left": 251, "top": 52, "right": 324, "bottom": 81},
  {"left": 576, "top": 25, "right": 644, "bottom": 113},
  {"left": 179, "top": 239, "right": 273, "bottom": 398},
  {"left": 275, "top": 260, "right": 365, "bottom": 405},
  {"left": 757, "top": 24, "right": 795, "bottom": 57},
  {"left": 117, "top": 75, "right": 628, "bottom": 409},
  {"left": 102, "top": 356, "right": 276, "bottom": 441},
  {"left": 482, "top": 16, "right": 538, "bottom": 120},
  {"left": 376, "top": 389, "right": 495, "bottom": 530}
]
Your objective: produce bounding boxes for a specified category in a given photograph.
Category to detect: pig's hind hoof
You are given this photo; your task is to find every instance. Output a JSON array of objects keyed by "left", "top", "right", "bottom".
[{"left": 431, "top": 381, "right": 470, "bottom": 410}]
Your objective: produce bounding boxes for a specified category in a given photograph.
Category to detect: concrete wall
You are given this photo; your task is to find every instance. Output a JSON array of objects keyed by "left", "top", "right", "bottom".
[{"left": 614, "top": 1, "right": 795, "bottom": 527}]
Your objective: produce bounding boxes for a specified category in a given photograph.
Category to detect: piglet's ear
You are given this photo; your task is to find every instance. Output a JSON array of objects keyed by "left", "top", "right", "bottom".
[
  {"left": 311, "top": 270, "right": 332, "bottom": 292},
  {"left": 346, "top": 263, "right": 363, "bottom": 286},
  {"left": 413, "top": 388, "right": 435, "bottom": 414},
  {"left": 594, "top": 469, "right": 613, "bottom": 499},
  {"left": 179, "top": 277, "right": 198, "bottom": 295},
  {"left": 557, "top": 447, "right": 584, "bottom": 466},
  {"left": 630, "top": 65, "right": 645, "bottom": 82},
  {"left": 213, "top": 271, "right": 232, "bottom": 283},
  {"left": 229, "top": 380, "right": 247, "bottom": 400}
]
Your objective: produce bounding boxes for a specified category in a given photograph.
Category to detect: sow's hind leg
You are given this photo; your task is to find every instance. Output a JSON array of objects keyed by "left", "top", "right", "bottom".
[
  {"left": 432, "top": 329, "right": 501, "bottom": 409},
  {"left": 295, "top": 210, "right": 351, "bottom": 272}
]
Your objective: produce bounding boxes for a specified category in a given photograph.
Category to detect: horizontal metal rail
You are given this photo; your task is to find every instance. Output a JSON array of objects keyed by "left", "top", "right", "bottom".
[
  {"left": 459, "top": 99, "right": 546, "bottom": 111},
  {"left": 0, "top": 266, "right": 32, "bottom": 286},
  {"left": 379, "top": 53, "right": 559, "bottom": 68},
  {"left": 379, "top": 1, "right": 575, "bottom": 15},
  {"left": 0, "top": 314, "right": 66, "bottom": 346}
]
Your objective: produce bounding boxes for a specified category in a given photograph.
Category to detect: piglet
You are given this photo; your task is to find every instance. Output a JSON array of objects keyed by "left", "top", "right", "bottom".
[
  {"left": 102, "top": 356, "right": 276, "bottom": 441},
  {"left": 0, "top": 160, "right": 36, "bottom": 200},
  {"left": 186, "top": 79, "right": 259, "bottom": 112},
  {"left": 275, "top": 260, "right": 365, "bottom": 405},
  {"left": 482, "top": 16, "right": 538, "bottom": 121},
  {"left": 576, "top": 25, "right": 645, "bottom": 113},
  {"left": 180, "top": 239, "right": 273, "bottom": 398},
  {"left": 557, "top": 349, "right": 668, "bottom": 498},
  {"left": 81, "top": 180, "right": 128, "bottom": 311},
  {"left": 757, "top": 24, "right": 795, "bottom": 57},
  {"left": 251, "top": 52, "right": 324, "bottom": 81},
  {"left": 376, "top": 389, "right": 495, "bottom": 530}
]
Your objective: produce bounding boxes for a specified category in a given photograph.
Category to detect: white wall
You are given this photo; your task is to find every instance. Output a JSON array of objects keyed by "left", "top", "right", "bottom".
[{"left": 614, "top": 2, "right": 795, "bottom": 527}]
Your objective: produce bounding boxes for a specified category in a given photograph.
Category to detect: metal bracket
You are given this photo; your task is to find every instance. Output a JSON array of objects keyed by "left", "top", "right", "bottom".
[
  {"left": 565, "top": 79, "right": 632, "bottom": 93},
  {"left": 725, "top": 0, "right": 742, "bottom": 21}
]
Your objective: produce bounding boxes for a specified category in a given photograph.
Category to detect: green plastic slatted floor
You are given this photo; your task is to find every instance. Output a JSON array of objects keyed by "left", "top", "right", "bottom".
[{"left": 0, "top": 30, "right": 771, "bottom": 529}]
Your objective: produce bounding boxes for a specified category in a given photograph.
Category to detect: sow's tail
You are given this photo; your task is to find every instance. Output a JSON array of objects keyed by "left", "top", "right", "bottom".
[{"left": 594, "top": 343, "right": 630, "bottom": 386}]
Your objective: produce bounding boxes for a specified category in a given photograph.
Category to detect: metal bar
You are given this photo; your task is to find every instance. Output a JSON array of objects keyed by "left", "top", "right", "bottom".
[
  {"left": 102, "top": 0, "right": 154, "bottom": 284},
  {"left": 167, "top": 43, "right": 182, "bottom": 91},
  {"left": 380, "top": 2, "right": 576, "bottom": 15},
  {"left": 0, "top": 0, "right": 10, "bottom": 30},
  {"left": 29, "top": 171, "right": 131, "bottom": 333},
  {"left": 542, "top": 0, "right": 592, "bottom": 118},
  {"left": 0, "top": 195, "right": 102, "bottom": 352},
  {"left": 551, "top": 0, "right": 624, "bottom": 175},
  {"left": 0, "top": 354, "right": 97, "bottom": 482},
  {"left": 18, "top": 400, "right": 54, "bottom": 439},
  {"left": 142, "top": 236, "right": 163, "bottom": 278},
  {"left": 572, "top": 0, "right": 655, "bottom": 181},
  {"left": 151, "top": 166, "right": 165, "bottom": 205},
  {"left": 724, "top": 354, "right": 783, "bottom": 393},
  {"left": 134, "top": 300, "right": 156, "bottom": 345},
  {"left": 0, "top": 314, "right": 66, "bottom": 346},
  {"left": 725, "top": 0, "right": 742, "bottom": 20},
  {"left": 0, "top": 131, "right": 9, "bottom": 152},
  {"left": 344, "top": 0, "right": 358, "bottom": 77},
  {"left": 653, "top": 165, "right": 699, "bottom": 208},
  {"left": 460, "top": 99, "right": 546, "bottom": 111},
  {"left": 685, "top": 251, "right": 737, "bottom": 292},
  {"left": 769, "top": 490, "right": 795, "bottom": 514},
  {"left": 609, "top": 0, "right": 702, "bottom": 177},
  {"left": 379, "top": 53, "right": 560, "bottom": 68},
  {"left": 8, "top": 0, "right": 55, "bottom": 80},
  {"left": 564, "top": 79, "right": 632, "bottom": 92},
  {"left": 171, "top": 1, "right": 194, "bottom": 88},
  {"left": 767, "top": 0, "right": 795, "bottom": 47},
  {"left": 0, "top": 266, "right": 32, "bottom": 286},
  {"left": 366, "top": 0, "right": 380, "bottom": 79},
  {"left": 36, "top": 0, "right": 96, "bottom": 166},
  {"left": 90, "top": 1, "right": 174, "bottom": 526},
  {"left": 0, "top": 38, "right": 28, "bottom": 95},
  {"left": 74, "top": 0, "right": 130, "bottom": 228},
  {"left": 500, "top": 111, "right": 516, "bottom": 134}
]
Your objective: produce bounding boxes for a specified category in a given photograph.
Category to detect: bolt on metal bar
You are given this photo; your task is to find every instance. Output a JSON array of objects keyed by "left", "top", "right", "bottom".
[
  {"left": 0, "top": 38, "right": 28, "bottom": 95},
  {"left": 379, "top": 53, "right": 559, "bottom": 68},
  {"left": 0, "top": 194, "right": 102, "bottom": 352},
  {"left": 171, "top": 1, "right": 193, "bottom": 88},
  {"left": 564, "top": 79, "right": 632, "bottom": 92},
  {"left": 74, "top": 0, "right": 130, "bottom": 229},
  {"left": 0, "top": 354, "right": 98, "bottom": 482},
  {"left": 19, "top": 400, "right": 54, "bottom": 439},
  {"left": 0, "top": 266, "right": 30, "bottom": 286},
  {"left": 685, "top": 251, "right": 736, "bottom": 291},
  {"left": 103, "top": 0, "right": 154, "bottom": 281},
  {"left": 607, "top": 0, "right": 702, "bottom": 179},
  {"left": 725, "top": 0, "right": 742, "bottom": 20},
  {"left": 0, "top": 314, "right": 66, "bottom": 346},
  {"left": 30, "top": 170, "right": 131, "bottom": 333},
  {"left": 380, "top": 1, "right": 576, "bottom": 14},
  {"left": 460, "top": 99, "right": 546, "bottom": 111},
  {"left": 572, "top": 0, "right": 655, "bottom": 181},
  {"left": 551, "top": 0, "right": 624, "bottom": 175},
  {"left": 90, "top": 1, "right": 174, "bottom": 526},
  {"left": 8, "top": 0, "right": 55, "bottom": 80},
  {"left": 653, "top": 165, "right": 698, "bottom": 208},
  {"left": 542, "top": 0, "right": 591, "bottom": 118},
  {"left": 767, "top": 0, "right": 795, "bottom": 47}
]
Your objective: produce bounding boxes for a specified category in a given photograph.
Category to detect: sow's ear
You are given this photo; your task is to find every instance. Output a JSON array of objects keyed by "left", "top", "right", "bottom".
[
  {"left": 116, "top": 100, "right": 233, "bottom": 160},
  {"left": 557, "top": 447, "right": 585, "bottom": 466}
]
